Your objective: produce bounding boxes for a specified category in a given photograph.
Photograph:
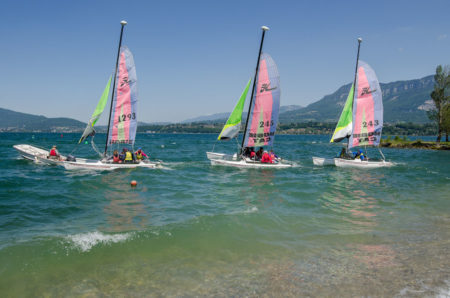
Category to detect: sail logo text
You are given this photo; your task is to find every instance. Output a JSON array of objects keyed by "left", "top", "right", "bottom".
[
  {"left": 360, "top": 87, "right": 376, "bottom": 96},
  {"left": 109, "top": 140, "right": 133, "bottom": 144},
  {"left": 120, "top": 76, "right": 131, "bottom": 87},
  {"left": 260, "top": 83, "right": 277, "bottom": 93}
]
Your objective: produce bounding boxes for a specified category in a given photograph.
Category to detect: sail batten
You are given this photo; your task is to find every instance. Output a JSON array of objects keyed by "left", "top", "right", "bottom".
[
  {"left": 243, "top": 53, "right": 280, "bottom": 148},
  {"left": 218, "top": 78, "right": 251, "bottom": 140},
  {"left": 348, "top": 60, "right": 383, "bottom": 149},
  {"left": 79, "top": 76, "right": 112, "bottom": 144},
  {"left": 108, "top": 46, "right": 138, "bottom": 147}
]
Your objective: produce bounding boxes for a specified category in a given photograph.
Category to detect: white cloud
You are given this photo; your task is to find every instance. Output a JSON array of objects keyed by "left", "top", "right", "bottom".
[{"left": 437, "top": 34, "right": 447, "bottom": 40}]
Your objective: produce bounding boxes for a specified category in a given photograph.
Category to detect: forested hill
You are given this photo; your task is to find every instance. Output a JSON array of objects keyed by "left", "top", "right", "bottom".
[
  {"left": 280, "top": 75, "right": 434, "bottom": 123},
  {"left": 0, "top": 108, "right": 85, "bottom": 132}
]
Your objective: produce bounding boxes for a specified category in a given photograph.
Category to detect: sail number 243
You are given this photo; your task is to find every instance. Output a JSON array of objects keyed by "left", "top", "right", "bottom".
[
  {"left": 362, "top": 120, "right": 379, "bottom": 127},
  {"left": 117, "top": 113, "right": 136, "bottom": 123}
]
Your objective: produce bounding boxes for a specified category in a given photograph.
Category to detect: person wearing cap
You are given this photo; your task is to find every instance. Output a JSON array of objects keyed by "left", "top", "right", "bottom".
[
  {"left": 261, "top": 150, "right": 273, "bottom": 163},
  {"left": 134, "top": 148, "right": 148, "bottom": 161},
  {"left": 48, "top": 145, "right": 60, "bottom": 160}
]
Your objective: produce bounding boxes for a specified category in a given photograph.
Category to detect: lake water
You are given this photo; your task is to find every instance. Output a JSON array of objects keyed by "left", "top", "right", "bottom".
[{"left": 1, "top": 133, "right": 449, "bottom": 296}]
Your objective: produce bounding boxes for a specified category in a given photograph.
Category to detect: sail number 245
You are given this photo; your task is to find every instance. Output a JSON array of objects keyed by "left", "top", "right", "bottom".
[
  {"left": 259, "top": 120, "right": 274, "bottom": 128},
  {"left": 117, "top": 113, "right": 136, "bottom": 123}
]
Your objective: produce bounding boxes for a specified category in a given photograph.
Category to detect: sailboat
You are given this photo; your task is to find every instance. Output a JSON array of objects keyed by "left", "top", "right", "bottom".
[
  {"left": 64, "top": 20, "right": 161, "bottom": 170},
  {"left": 312, "top": 38, "right": 393, "bottom": 169},
  {"left": 206, "top": 26, "right": 292, "bottom": 168}
]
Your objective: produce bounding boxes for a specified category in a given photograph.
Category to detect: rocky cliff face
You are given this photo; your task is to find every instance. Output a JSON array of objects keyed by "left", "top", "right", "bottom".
[{"left": 280, "top": 75, "right": 434, "bottom": 123}]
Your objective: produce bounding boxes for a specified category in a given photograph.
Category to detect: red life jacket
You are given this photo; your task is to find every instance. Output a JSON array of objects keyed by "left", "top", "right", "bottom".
[
  {"left": 261, "top": 152, "right": 272, "bottom": 163},
  {"left": 49, "top": 149, "right": 57, "bottom": 156},
  {"left": 113, "top": 155, "right": 120, "bottom": 163},
  {"left": 250, "top": 152, "right": 256, "bottom": 158}
]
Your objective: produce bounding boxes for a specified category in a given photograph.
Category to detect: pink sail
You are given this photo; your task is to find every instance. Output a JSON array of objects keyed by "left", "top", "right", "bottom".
[
  {"left": 243, "top": 53, "right": 280, "bottom": 148},
  {"left": 349, "top": 60, "right": 383, "bottom": 148},
  {"left": 108, "top": 46, "right": 138, "bottom": 146}
]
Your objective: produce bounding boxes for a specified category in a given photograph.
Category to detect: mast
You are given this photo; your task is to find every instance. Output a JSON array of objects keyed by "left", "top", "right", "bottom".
[
  {"left": 347, "top": 37, "right": 362, "bottom": 151},
  {"left": 104, "top": 20, "right": 127, "bottom": 156},
  {"left": 240, "top": 25, "right": 270, "bottom": 153}
]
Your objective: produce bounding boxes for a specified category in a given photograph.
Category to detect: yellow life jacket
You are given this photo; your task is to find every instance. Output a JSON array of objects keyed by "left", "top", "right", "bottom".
[
  {"left": 136, "top": 152, "right": 143, "bottom": 160},
  {"left": 125, "top": 151, "right": 133, "bottom": 161}
]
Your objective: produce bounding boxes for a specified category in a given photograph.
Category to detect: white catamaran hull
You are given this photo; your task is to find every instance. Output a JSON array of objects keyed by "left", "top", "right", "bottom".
[
  {"left": 63, "top": 159, "right": 162, "bottom": 170},
  {"left": 13, "top": 144, "right": 67, "bottom": 165},
  {"left": 312, "top": 156, "right": 335, "bottom": 166},
  {"left": 207, "top": 152, "right": 292, "bottom": 169},
  {"left": 206, "top": 152, "right": 237, "bottom": 161},
  {"left": 334, "top": 158, "right": 393, "bottom": 169}
]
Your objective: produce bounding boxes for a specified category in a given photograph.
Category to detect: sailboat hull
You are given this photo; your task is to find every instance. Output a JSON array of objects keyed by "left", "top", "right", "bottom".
[
  {"left": 207, "top": 152, "right": 292, "bottom": 168},
  {"left": 210, "top": 158, "right": 292, "bottom": 168},
  {"left": 206, "top": 152, "right": 237, "bottom": 161},
  {"left": 13, "top": 144, "right": 66, "bottom": 165},
  {"left": 334, "top": 158, "right": 393, "bottom": 169},
  {"left": 63, "top": 159, "right": 162, "bottom": 170},
  {"left": 312, "top": 156, "right": 335, "bottom": 166}
]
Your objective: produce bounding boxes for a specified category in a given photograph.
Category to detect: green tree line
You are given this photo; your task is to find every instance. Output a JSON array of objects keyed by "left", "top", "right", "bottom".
[
  {"left": 138, "top": 122, "right": 437, "bottom": 136},
  {"left": 428, "top": 65, "right": 450, "bottom": 142}
]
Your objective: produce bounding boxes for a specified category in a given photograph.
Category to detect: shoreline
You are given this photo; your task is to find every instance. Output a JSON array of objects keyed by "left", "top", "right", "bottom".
[{"left": 381, "top": 140, "right": 450, "bottom": 150}]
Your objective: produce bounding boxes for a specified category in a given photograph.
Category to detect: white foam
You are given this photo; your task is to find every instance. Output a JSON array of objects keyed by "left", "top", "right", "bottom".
[
  {"left": 245, "top": 206, "right": 258, "bottom": 213},
  {"left": 66, "top": 231, "right": 132, "bottom": 252},
  {"left": 229, "top": 206, "right": 258, "bottom": 215}
]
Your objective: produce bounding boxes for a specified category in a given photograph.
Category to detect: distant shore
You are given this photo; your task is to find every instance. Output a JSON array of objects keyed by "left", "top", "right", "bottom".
[{"left": 381, "top": 139, "right": 450, "bottom": 150}]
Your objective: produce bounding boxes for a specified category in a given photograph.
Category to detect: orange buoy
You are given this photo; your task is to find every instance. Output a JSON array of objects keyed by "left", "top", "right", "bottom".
[{"left": 130, "top": 180, "right": 137, "bottom": 187}]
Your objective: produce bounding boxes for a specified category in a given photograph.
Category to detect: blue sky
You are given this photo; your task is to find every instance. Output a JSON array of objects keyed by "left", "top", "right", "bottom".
[{"left": 0, "top": 0, "right": 449, "bottom": 123}]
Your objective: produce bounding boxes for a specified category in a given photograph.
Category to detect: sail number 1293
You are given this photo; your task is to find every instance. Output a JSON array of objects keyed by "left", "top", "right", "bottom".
[{"left": 117, "top": 113, "right": 136, "bottom": 123}]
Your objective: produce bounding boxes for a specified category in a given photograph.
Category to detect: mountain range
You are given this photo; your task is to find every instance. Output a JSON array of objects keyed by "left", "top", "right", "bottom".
[
  {"left": 181, "top": 105, "right": 304, "bottom": 123},
  {"left": 0, "top": 75, "right": 435, "bottom": 132},
  {"left": 279, "top": 75, "right": 434, "bottom": 123}
]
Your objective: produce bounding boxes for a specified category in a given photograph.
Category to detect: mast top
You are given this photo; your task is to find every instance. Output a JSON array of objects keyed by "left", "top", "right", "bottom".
[
  {"left": 261, "top": 26, "right": 270, "bottom": 31},
  {"left": 120, "top": 20, "right": 127, "bottom": 26},
  {"left": 357, "top": 37, "right": 362, "bottom": 43}
]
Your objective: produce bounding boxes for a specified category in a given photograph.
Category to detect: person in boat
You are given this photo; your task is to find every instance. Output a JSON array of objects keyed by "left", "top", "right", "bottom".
[
  {"left": 47, "top": 145, "right": 61, "bottom": 160},
  {"left": 354, "top": 149, "right": 365, "bottom": 161},
  {"left": 123, "top": 148, "right": 136, "bottom": 163},
  {"left": 134, "top": 148, "right": 148, "bottom": 161},
  {"left": 242, "top": 147, "right": 249, "bottom": 157},
  {"left": 269, "top": 150, "right": 278, "bottom": 162},
  {"left": 112, "top": 150, "right": 121, "bottom": 163},
  {"left": 261, "top": 151, "right": 273, "bottom": 163},
  {"left": 339, "top": 148, "right": 353, "bottom": 159},
  {"left": 119, "top": 148, "right": 126, "bottom": 163},
  {"left": 243, "top": 147, "right": 250, "bottom": 157},
  {"left": 242, "top": 147, "right": 254, "bottom": 158},
  {"left": 255, "top": 147, "right": 264, "bottom": 161}
]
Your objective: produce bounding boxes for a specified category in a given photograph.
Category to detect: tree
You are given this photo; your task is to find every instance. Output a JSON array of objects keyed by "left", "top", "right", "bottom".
[
  {"left": 428, "top": 65, "right": 450, "bottom": 142},
  {"left": 443, "top": 103, "right": 450, "bottom": 142}
]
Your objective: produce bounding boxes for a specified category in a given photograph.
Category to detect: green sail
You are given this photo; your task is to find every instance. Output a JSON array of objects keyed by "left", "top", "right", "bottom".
[
  {"left": 79, "top": 76, "right": 112, "bottom": 143},
  {"left": 330, "top": 83, "right": 354, "bottom": 143},
  {"left": 217, "top": 78, "right": 251, "bottom": 140}
]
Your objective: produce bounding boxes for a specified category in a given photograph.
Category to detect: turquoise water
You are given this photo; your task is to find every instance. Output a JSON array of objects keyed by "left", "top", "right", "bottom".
[{"left": 1, "top": 133, "right": 449, "bottom": 296}]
